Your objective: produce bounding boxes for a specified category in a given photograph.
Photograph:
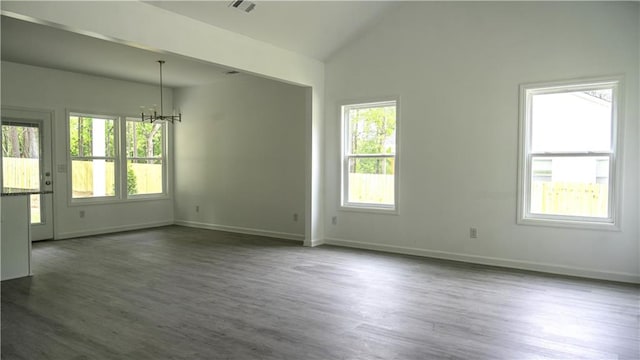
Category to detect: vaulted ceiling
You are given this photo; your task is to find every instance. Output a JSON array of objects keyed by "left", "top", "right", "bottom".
[
  {"left": 146, "top": 1, "right": 400, "bottom": 61},
  {"left": 1, "top": 1, "right": 399, "bottom": 87}
]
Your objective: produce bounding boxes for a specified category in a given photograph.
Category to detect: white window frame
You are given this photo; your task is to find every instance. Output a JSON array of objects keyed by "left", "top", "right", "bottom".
[
  {"left": 340, "top": 98, "right": 399, "bottom": 213},
  {"left": 67, "top": 111, "right": 170, "bottom": 204},
  {"left": 68, "top": 112, "right": 120, "bottom": 203},
  {"left": 517, "top": 77, "right": 623, "bottom": 230},
  {"left": 124, "top": 117, "right": 168, "bottom": 198}
]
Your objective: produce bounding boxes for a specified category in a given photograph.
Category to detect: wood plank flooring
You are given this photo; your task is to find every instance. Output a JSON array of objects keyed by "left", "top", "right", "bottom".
[{"left": 2, "top": 225, "right": 639, "bottom": 359}]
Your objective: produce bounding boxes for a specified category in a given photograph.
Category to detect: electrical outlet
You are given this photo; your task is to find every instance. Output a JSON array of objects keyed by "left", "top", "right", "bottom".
[
  {"left": 79, "top": 210, "right": 85, "bottom": 218},
  {"left": 293, "top": 213, "right": 299, "bottom": 222},
  {"left": 470, "top": 227, "right": 478, "bottom": 239},
  {"left": 195, "top": 205, "right": 200, "bottom": 213},
  {"left": 332, "top": 216, "right": 338, "bottom": 225}
]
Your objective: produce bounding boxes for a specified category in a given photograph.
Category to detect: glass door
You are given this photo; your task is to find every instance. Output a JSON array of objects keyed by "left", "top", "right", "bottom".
[{"left": 1, "top": 108, "right": 54, "bottom": 240}]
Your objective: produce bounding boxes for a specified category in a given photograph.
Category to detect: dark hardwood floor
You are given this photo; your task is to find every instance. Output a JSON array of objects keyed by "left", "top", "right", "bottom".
[{"left": 2, "top": 226, "right": 639, "bottom": 359}]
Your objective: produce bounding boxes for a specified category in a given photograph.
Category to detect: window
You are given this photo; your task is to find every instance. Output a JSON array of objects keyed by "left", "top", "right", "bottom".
[
  {"left": 126, "top": 119, "right": 165, "bottom": 196},
  {"left": 2, "top": 122, "right": 43, "bottom": 223},
  {"left": 69, "top": 114, "right": 117, "bottom": 199},
  {"left": 518, "top": 78, "right": 621, "bottom": 228},
  {"left": 69, "top": 112, "right": 167, "bottom": 202},
  {"left": 341, "top": 100, "right": 398, "bottom": 211}
]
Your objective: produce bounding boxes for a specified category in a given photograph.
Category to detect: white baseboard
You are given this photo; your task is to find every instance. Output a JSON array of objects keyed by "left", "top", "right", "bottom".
[
  {"left": 305, "top": 238, "right": 325, "bottom": 247},
  {"left": 175, "top": 220, "right": 304, "bottom": 242},
  {"left": 53, "top": 221, "right": 637, "bottom": 283},
  {"left": 324, "top": 237, "right": 640, "bottom": 284},
  {"left": 55, "top": 220, "right": 175, "bottom": 240}
]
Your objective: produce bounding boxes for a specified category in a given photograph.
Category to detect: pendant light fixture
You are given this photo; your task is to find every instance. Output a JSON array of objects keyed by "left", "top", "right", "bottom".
[{"left": 141, "top": 60, "right": 181, "bottom": 123}]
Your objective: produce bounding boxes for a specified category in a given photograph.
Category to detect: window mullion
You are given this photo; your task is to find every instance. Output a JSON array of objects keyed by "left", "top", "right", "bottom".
[
  {"left": 117, "top": 116, "right": 125, "bottom": 199},
  {"left": 347, "top": 154, "right": 395, "bottom": 158},
  {"left": 530, "top": 151, "right": 612, "bottom": 157},
  {"left": 71, "top": 156, "right": 116, "bottom": 161}
]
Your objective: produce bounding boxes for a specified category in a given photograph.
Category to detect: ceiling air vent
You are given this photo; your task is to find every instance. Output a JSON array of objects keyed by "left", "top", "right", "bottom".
[{"left": 229, "top": 0, "right": 256, "bottom": 13}]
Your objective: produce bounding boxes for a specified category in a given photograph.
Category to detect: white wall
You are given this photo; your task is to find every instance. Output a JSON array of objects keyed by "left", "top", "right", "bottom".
[
  {"left": 1, "top": 1, "right": 325, "bottom": 244},
  {"left": 324, "top": 2, "right": 640, "bottom": 282},
  {"left": 173, "top": 75, "right": 306, "bottom": 240},
  {"left": 1, "top": 61, "right": 174, "bottom": 238}
]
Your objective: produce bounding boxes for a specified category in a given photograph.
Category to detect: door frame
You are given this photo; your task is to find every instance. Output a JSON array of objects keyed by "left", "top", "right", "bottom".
[{"left": 1, "top": 106, "right": 55, "bottom": 240}]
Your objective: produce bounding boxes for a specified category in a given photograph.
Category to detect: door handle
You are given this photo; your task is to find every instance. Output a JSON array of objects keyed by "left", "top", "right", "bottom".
[{"left": 45, "top": 180, "right": 52, "bottom": 185}]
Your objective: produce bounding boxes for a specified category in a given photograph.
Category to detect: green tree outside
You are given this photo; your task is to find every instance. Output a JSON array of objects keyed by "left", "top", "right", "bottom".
[{"left": 349, "top": 106, "right": 396, "bottom": 175}]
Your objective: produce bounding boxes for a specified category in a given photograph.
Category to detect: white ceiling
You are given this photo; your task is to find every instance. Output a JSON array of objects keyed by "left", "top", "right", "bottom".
[
  {"left": 1, "top": 15, "right": 236, "bottom": 88},
  {"left": 146, "top": 1, "right": 400, "bottom": 61},
  {"left": 1, "top": 1, "right": 399, "bottom": 87}
]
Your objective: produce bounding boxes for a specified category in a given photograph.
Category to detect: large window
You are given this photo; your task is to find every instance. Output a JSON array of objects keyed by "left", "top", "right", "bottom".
[
  {"left": 342, "top": 100, "right": 398, "bottom": 211},
  {"left": 126, "top": 119, "right": 165, "bottom": 196},
  {"left": 518, "top": 78, "right": 621, "bottom": 228},
  {"left": 69, "top": 114, "right": 117, "bottom": 199},
  {"left": 69, "top": 112, "right": 166, "bottom": 201}
]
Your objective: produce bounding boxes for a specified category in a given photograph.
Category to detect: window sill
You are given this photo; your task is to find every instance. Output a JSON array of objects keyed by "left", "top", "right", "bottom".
[
  {"left": 517, "top": 216, "right": 619, "bottom": 232},
  {"left": 69, "top": 194, "right": 171, "bottom": 206},
  {"left": 340, "top": 204, "right": 398, "bottom": 215}
]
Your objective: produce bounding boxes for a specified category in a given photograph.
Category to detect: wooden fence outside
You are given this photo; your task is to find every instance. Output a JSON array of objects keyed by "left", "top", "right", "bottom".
[
  {"left": 128, "top": 163, "right": 163, "bottom": 194},
  {"left": 348, "top": 173, "right": 395, "bottom": 204},
  {"left": 5, "top": 159, "right": 606, "bottom": 215},
  {"left": 348, "top": 174, "right": 607, "bottom": 217},
  {"left": 3, "top": 158, "right": 161, "bottom": 195},
  {"left": 531, "top": 182, "right": 608, "bottom": 217},
  {"left": 71, "top": 161, "right": 162, "bottom": 195},
  {"left": 2, "top": 157, "right": 39, "bottom": 190}
]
